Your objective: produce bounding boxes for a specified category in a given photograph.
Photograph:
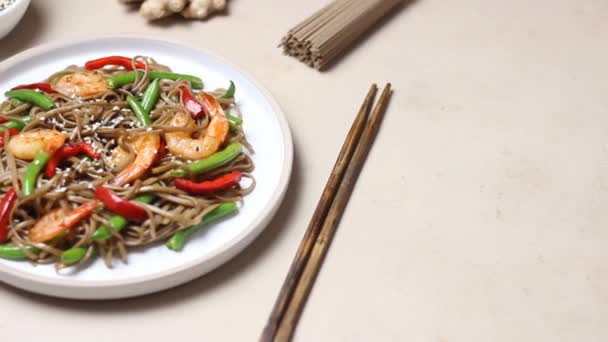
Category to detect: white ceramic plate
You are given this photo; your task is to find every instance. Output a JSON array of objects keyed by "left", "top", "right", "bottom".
[{"left": 0, "top": 36, "right": 293, "bottom": 299}]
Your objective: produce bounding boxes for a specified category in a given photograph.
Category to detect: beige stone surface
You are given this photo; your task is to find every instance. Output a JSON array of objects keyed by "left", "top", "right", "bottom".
[{"left": 1, "top": 0, "right": 608, "bottom": 341}]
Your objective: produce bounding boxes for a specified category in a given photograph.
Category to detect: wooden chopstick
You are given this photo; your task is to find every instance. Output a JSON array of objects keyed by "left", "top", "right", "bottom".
[
  {"left": 273, "top": 83, "right": 392, "bottom": 342},
  {"left": 261, "top": 84, "right": 379, "bottom": 342},
  {"left": 262, "top": 83, "right": 392, "bottom": 342}
]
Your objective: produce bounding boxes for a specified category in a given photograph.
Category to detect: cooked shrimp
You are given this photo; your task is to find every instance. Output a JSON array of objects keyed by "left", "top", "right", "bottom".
[
  {"left": 29, "top": 201, "right": 98, "bottom": 243},
  {"left": 165, "top": 93, "right": 229, "bottom": 160},
  {"left": 111, "top": 146, "right": 132, "bottom": 171},
  {"left": 111, "top": 134, "right": 160, "bottom": 186},
  {"left": 55, "top": 71, "right": 108, "bottom": 97},
  {"left": 7, "top": 129, "right": 66, "bottom": 160}
]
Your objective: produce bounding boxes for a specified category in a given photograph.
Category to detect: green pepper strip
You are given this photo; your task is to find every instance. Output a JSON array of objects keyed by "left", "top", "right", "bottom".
[
  {"left": 0, "top": 245, "right": 39, "bottom": 260},
  {"left": 127, "top": 95, "right": 151, "bottom": 127},
  {"left": 61, "top": 247, "right": 88, "bottom": 265},
  {"left": 219, "top": 80, "right": 235, "bottom": 99},
  {"left": 227, "top": 113, "right": 242, "bottom": 131},
  {"left": 92, "top": 193, "right": 156, "bottom": 241},
  {"left": 22, "top": 151, "right": 50, "bottom": 197},
  {"left": 141, "top": 78, "right": 161, "bottom": 114},
  {"left": 166, "top": 202, "right": 238, "bottom": 251},
  {"left": 171, "top": 142, "right": 243, "bottom": 178},
  {"left": 0, "top": 115, "right": 31, "bottom": 132},
  {"left": 5, "top": 89, "right": 55, "bottom": 110},
  {"left": 108, "top": 71, "right": 203, "bottom": 89}
]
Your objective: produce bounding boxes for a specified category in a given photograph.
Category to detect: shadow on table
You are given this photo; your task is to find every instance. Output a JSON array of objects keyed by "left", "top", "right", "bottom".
[
  {"left": 0, "top": 138, "right": 303, "bottom": 311},
  {"left": 0, "top": 1, "right": 45, "bottom": 62}
]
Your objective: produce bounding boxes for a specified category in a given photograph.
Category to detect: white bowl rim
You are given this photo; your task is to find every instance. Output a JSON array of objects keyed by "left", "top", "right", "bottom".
[
  {"left": 0, "top": 0, "right": 30, "bottom": 18},
  {"left": 0, "top": 35, "right": 294, "bottom": 291}
]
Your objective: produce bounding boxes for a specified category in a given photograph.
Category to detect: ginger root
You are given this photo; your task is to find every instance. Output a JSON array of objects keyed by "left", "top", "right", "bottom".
[
  {"left": 182, "top": 0, "right": 226, "bottom": 19},
  {"left": 120, "top": 0, "right": 227, "bottom": 21}
]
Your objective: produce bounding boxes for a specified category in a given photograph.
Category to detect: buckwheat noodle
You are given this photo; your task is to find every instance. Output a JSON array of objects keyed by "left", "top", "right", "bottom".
[{"left": 280, "top": 0, "right": 404, "bottom": 69}]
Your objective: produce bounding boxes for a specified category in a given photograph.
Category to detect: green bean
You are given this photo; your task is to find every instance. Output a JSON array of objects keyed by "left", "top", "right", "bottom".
[
  {"left": 227, "top": 113, "right": 242, "bottom": 131},
  {"left": 0, "top": 115, "right": 31, "bottom": 132},
  {"left": 92, "top": 193, "right": 155, "bottom": 241},
  {"left": 61, "top": 247, "right": 87, "bottom": 264},
  {"left": 108, "top": 71, "right": 203, "bottom": 89},
  {"left": 141, "top": 78, "right": 161, "bottom": 114},
  {"left": 219, "top": 80, "right": 235, "bottom": 99},
  {"left": 166, "top": 202, "right": 238, "bottom": 251},
  {"left": 171, "top": 143, "right": 243, "bottom": 178},
  {"left": 0, "top": 245, "right": 39, "bottom": 260},
  {"left": 107, "top": 73, "right": 137, "bottom": 89},
  {"left": 5, "top": 89, "right": 55, "bottom": 110},
  {"left": 127, "top": 95, "right": 151, "bottom": 127},
  {"left": 22, "top": 151, "right": 50, "bottom": 197},
  {"left": 152, "top": 72, "right": 203, "bottom": 89}
]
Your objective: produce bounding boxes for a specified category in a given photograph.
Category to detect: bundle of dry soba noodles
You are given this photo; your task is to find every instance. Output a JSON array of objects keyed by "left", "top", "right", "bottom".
[
  {"left": 0, "top": 55, "right": 253, "bottom": 270},
  {"left": 281, "top": 0, "right": 404, "bottom": 69}
]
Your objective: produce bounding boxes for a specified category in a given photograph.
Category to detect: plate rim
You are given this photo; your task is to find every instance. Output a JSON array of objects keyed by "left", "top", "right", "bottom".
[{"left": 0, "top": 35, "right": 293, "bottom": 297}]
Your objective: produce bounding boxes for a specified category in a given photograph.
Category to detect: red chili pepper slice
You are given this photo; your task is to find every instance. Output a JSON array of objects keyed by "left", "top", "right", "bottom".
[
  {"left": 174, "top": 171, "right": 243, "bottom": 195},
  {"left": 0, "top": 128, "right": 20, "bottom": 148},
  {"left": 153, "top": 140, "right": 167, "bottom": 165},
  {"left": 85, "top": 56, "right": 146, "bottom": 71},
  {"left": 45, "top": 142, "right": 101, "bottom": 178},
  {"left": 180, "top": 85, "right": 205, "bottom": 119},
  {"left": 11, "top": 82, "right": 57, "bottom": 94},
  {"left": 94, "top": 186, "right": 149, "bottom": 223},
  {"left": 0, "top": 188, "right": 18, "bottom": 242}
]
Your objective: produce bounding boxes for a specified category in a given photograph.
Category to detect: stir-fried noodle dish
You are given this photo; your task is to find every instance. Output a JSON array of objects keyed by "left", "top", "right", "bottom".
[{"left": 0, "top": 56, "right": 254, "bottom": 270}]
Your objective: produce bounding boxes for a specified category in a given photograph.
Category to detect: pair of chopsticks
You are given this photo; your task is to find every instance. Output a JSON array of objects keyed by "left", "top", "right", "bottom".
[{"left": 261, "top": 83, "right": 392, "bottom": 342}]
